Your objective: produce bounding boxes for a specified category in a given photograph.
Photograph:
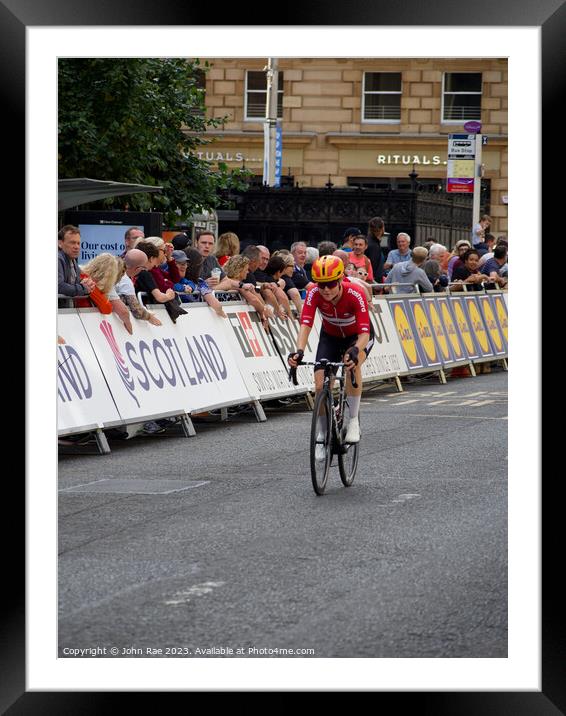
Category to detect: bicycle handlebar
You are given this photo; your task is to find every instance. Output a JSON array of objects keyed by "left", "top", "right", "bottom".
[{"left": 288, "top": 359, "right": 358, "bottom": 389}]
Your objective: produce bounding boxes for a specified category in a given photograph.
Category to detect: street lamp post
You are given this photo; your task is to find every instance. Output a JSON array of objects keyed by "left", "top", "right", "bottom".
[{"left": 263, "top": 58, "right": 279, "bottom": 187}]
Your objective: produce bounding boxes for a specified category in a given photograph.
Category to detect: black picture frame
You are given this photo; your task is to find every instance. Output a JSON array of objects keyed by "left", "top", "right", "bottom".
[{"left": 11, "top": 0, "right": 557, "bottom": 710}]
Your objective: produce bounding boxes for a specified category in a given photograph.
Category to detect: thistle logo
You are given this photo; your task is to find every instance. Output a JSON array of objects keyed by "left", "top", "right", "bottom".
[{"left": 99, "top": 320, "right": 140, "bottom": 407}]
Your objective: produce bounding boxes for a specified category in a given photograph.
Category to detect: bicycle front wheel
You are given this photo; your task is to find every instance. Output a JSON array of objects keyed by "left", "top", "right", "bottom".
[
  {"left": 338, "top": 439, "right": 359, "bottom": 487},
  {"left": 310, "top": 389, "right": 333, "bottom": 495}
]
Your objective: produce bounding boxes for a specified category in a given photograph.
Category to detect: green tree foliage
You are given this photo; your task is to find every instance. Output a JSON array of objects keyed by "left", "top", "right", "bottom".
[{"left": 58, "top": 58, "right": 250, "bottom": 224}]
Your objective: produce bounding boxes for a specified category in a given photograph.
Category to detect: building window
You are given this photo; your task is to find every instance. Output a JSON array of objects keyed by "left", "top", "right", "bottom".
[
  {"left": 442, "top": 72, "right": 482, "bottom": 122},
  {"left": 362, "top": 72, "right": 402, "bottom": 122},
  {"left": 245, "top": 70, "right": 284, "bottom": 120}
]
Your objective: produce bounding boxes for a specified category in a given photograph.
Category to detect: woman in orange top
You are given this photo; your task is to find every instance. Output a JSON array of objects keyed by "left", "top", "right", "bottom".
[{"left": 76, "top": 253, "right": 121, "bottom": 313}]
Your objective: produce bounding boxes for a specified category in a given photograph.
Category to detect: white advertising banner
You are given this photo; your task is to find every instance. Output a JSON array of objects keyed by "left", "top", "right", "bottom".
[
  {"left": 364, "top": 299, "right": 409, "bottom": 379},
  {"left": 78, "top": 304, "right": 251, "bottom": 421},
  {"left": 221, "top": 305, "right": 309, "bottom": 400},
  {"left": 57, "top": 311, "right": 121, "bottom": 433},
  {"left": 266, "top": 312, "right": 320, "bottom": 392}
]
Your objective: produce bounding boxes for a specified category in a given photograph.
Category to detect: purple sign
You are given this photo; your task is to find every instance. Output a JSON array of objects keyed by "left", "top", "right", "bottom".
[{"left": 464, "top": 121, "right": 482, "bottom": 133}]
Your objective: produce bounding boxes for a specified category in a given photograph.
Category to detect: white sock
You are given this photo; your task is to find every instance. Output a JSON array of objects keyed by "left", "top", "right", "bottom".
[{"left": 347, "top": 395, "right": 361, "bottom": 419}]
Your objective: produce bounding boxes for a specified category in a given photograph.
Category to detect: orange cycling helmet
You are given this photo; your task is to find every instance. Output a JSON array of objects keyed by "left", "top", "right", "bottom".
[{"left": 311, "top": 255, "right": 344, "bottom": 283}]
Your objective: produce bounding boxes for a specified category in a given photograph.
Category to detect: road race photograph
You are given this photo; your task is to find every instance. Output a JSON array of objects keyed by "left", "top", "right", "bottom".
[{"left": 56, "top": 51, "right": 509, "bottom": 671}]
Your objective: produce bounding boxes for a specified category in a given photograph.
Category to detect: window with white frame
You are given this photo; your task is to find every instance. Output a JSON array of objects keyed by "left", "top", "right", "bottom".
[
  {"left": 245, "top": 70, "right": 284, "bottom": 120},
  {"left": 442, "top": 72, "right": 482, "bottom": 122},
  {"left": 362, "top": 72, "right": 402, "bottom": 122}
]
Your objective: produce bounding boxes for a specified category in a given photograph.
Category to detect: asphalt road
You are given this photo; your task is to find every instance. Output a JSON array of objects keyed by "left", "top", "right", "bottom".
[{"left": 58, "top": 368, "right": 508, "bottom": 659}]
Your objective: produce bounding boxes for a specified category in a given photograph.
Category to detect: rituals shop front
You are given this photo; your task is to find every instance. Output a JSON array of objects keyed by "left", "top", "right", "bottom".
[{"left": 195, "top": 132, "right": 504, "bottom": 218}]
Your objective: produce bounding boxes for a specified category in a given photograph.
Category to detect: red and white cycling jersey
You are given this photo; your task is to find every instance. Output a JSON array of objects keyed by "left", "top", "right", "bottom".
[{"left": 300, "top": 281, "right": 371, "bottom": 337}]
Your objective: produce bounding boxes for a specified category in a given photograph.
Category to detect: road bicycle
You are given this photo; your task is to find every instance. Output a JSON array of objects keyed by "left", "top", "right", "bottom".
[{"left": 289, "top": 359, "right": 359, "bottom": 496}]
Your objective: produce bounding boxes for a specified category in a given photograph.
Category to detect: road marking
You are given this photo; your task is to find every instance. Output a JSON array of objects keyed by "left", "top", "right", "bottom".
[
  {"left": 395, "top": 399, "right": 421, "bottom": 405},
  {"left": 387, "top": 412, "right": 507, "bottom": 421},
  {"left": 59, "top": 479, "right": 108, "bottom": 492},
  {"left": 164, "top": 581, "right": 225, "bottom": 606},
  {"left": 391, "top": 493, "right": 421, "bottom": 504}
]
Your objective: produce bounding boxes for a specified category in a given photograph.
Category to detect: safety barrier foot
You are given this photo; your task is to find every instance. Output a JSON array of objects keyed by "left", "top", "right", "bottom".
[
  {"left": 252, "top": 400, "right": 267, "bottom": 423},
  {"left": 394, "top": 375, "right": 404, "bottom": 393},
  {"left": 180, "top": 414, "right": 197, "bottom": 437},
  {"left": 94, "top": 428, "right": 111, "bottom": 455},
  {"left": 469, "top": 362, "right": 477, "bottom": 377},
  {"left": 220, "top": 408, "right": 229, "bottom": 421},
  {"left": 305, "top": 392, "right": 315, "bottom": 410},
  {"left": 501, "top": 358, "right": 508, "bottom": 371},
  {"left": 438, "top": 368, "right": 447, "bottom": 385}
]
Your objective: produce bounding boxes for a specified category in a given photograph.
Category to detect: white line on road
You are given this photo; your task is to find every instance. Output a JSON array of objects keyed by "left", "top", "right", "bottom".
[
  {"left": 164, "top": 581, "right": 225, "bottom": 606},
  {"left": 388, "top": 412, "right": 507, "bottom": 421}
]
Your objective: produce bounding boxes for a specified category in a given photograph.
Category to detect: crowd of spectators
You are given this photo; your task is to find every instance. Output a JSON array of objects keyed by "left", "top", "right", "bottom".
[
  {"left": 58, "top": 218, "right": 509, "bottom": 325},
  {"left": 58, "top": 218, "right": 508, "bottom": 442}
]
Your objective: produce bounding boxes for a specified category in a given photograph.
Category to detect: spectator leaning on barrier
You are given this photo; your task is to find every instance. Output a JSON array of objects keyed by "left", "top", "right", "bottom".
[
  {"left": 79, "top": 253, "right": 134, "bottom": 334},
  {"left": 481, "top": 245, "right": 508, "bottom": 287},
  {"left": 385, "top": 246, "right": 433, "bottom": 294},
  {"left": 116, "top": 249, "right": 162, "bottom": 326},
  {"left": 195, "top": 231, "right": 262, "bottom": 310},
  {"left": 274, "top": 251, "right": 304, "bottom": 316},
  {"left": 120, "top": 227, "right": 145, "bottom": 258},
  {"left": 383, "top": 232, "right": 412, "bottom": 272},
  {"left": 451, "top": 249, "right": 492, "bottom": 291},
  {"left": 195, "top": 231, "right": 229, "bottom": 291},
  {"left": 447, "top": 240, "right": 472, "bottom": 280},
  {"left": 254, "top": 245, "right": 292, "bottom": 320},
  {"left": 423, "top": 259, "right": 449, "bottom": 292},
  {"left": 174, "top": 248, "right": 227, "bottom": 318},
  {"left": 139, "top": 236, "right": 181, "bottom": 292},
  {"left": 134, "top": 241, "right": 187, "bottom": 322},
  {"left": 475, "top": 232, "right": 496, "bottom": 258},
  {"left": 223, "top": 254, "right": 272, "bottom": 323},
  {"left": 478, "top": 237, "right": 507, "bottom": 268},
  {"left": 290, "top": 241, "right": 309, "bottom": 290},
  {"left": 58, "top": 225, "right": 95, "bottom": 301}
]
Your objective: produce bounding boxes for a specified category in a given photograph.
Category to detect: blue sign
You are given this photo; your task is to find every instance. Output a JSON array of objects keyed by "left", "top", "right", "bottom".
[{"left": 274, "top": 123, "right": 282, "bottom": 187}]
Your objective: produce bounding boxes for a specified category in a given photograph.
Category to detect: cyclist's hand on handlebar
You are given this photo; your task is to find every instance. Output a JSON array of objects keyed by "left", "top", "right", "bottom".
[
  {"left": 344, "top": 346, "right": 359, "bottom": 370},
  {"left": 287, "top": 349, "right": 304, "bottom": 368}
]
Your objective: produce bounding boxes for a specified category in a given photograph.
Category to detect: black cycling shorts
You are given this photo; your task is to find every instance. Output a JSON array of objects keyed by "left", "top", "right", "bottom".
[{"left": 314, "top": 327, "right": 375, "bottom": 371}]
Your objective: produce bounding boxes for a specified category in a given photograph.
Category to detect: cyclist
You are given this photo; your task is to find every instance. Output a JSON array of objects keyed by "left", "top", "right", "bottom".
[{"left": 287, "top": 255, "right": 375, "bottom": 457}]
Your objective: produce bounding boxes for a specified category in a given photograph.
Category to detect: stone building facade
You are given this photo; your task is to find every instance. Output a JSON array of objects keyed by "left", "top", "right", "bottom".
[{"left": 195, "top": 57, "right": 508, "bottom": 236}]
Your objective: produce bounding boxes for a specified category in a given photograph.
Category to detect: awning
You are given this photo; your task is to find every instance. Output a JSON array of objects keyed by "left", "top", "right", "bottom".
[{"left": 58, "top": 178, "right": 163, "bottom": 211}]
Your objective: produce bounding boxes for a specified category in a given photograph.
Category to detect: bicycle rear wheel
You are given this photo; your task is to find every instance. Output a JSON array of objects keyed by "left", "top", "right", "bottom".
[{"left": 310, "top": 389, "right": 333, "bottom": 495}]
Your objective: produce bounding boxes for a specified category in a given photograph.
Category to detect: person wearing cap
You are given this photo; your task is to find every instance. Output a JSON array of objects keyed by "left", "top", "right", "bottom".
[
  {"left": 171, "top": 232, "right": 191, "bottom": 252},
  {"left": 171, "top": 248, "right": 227, "bottom": 318},
  {"left": 287, "top": 255, "right": 375, "bottom": 448},
  {"left": 340, "top": 227, "right": 361, "bottom": 253}
]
